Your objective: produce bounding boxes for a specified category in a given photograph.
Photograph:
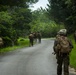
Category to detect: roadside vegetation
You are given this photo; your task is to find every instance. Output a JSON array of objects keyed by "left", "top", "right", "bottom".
[
  {"left": 70, "top": 43, "right": 76, "bottom": 69},
  {"left": 69, "top": 35, "right": 76, "bottom": 69},
  {"left": 0, "top": 38, "right": 29, "bottom": 54}
]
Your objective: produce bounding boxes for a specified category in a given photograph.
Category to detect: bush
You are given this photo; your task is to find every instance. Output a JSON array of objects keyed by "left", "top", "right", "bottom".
[
  {"left": 19, "top": 38, "right": 25, "bottom": 41},
  {"left": 18, "top": 38, "right": 29, "bottom": 46},
  {"left": 3, "top": 36, "right": 12, "bottom": 47}
]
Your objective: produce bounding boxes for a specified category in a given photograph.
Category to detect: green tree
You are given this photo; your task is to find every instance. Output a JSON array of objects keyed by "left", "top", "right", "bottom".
[
  {"left": 30, "top": 8, "right": 64, "bottom": 37},
  {"left": 47, "top": 0, "right": 76, "bottom": 33},
  {"left": 0, "top": 0, "right": 39, "bottom": 47}
]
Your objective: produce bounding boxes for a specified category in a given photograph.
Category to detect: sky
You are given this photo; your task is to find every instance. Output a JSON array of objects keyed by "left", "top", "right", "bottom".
[{"left": 30, "top": 0, "right": 49, "bottom": 11}]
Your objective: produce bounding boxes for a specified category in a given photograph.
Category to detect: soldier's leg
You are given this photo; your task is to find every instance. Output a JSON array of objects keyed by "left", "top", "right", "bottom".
[
  {"left": 34, "top": 38, "right": 37, "bottom": 43},
  {"left": 30, "top": 39, "right": 33, "bottom": 46},
  {"left": 57, "top": 56, "right": 63, "bottom": 75},
  {"left": 39, "top": 38, "right": 41, "bottom": 43},
  {"left": 64, "top": 55, "right": 69, "bottom": 75},
  {"left": 29, "top": 39, "right": 31, "bottom": 47},
  {"left": 31, "top": 39, "right": 33, "bottom": 46}
]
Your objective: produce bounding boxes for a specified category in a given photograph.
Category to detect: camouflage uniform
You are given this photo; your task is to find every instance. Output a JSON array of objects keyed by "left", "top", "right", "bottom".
[
  {"left": 53, "top": 34, "right": 61, "bottom": 59},
  {"left": 57, "top": 53, "right": 69, "bottom": 75},
  {"left": 37, "top": 32, "right": 41, "bottom": 43},
  {"left": 33, "top": 32, "right": 37, "bottom": 43},
  {"left": 53, "top": 34, "right": 73, "bottom": 75},
  {"left": 0, "top": 37, "right": 3, "bottom": 48},
  {"left": 29, "top": 33, "right": 34, "bottom": 46}
]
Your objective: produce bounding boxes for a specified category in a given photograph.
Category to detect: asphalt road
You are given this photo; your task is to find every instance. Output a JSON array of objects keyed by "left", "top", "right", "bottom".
[{"left": 0, "top": 39, "right": 76, "bottom": 75}]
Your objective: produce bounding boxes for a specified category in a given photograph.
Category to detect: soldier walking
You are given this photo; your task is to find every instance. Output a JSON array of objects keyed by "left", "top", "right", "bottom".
[
  {"left": 37, "top": 32, "right": 41, "bottom": 43},
  {"left": 33, "top": 32, "right": 37, "bottom": 43},
  {"left": 28, "top": 33, "right": 34, "bottom": 47},
  {"left": 53, "top": 29, "right": 73, "bottom": 75},
  {"left": 0, "top": 37, "right": 3, "bottom": 48}
]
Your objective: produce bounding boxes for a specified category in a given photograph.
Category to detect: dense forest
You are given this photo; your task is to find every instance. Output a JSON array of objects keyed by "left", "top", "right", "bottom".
[
  {"left": 0, "top": 0, "right": 38, "bottom": 47},
  {"left": 47, "top": 0, "right": 76, "bottom": 33},
  {"left": 0, "top": 0, "right": 76, "bottom": 47}
]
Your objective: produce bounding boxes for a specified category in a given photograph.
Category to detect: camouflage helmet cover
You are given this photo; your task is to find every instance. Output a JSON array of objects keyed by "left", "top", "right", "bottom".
[{"left": 58, "top": 29, "right": 67, "bottom": 35}]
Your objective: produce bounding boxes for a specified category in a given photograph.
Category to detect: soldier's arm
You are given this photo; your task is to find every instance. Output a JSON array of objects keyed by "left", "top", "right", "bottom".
[
  {"left": 53, "top": 39, "right": 58, "bottom": 52},
  {"left": 68, "top": 39, "right": 73, "bottom": 49}
]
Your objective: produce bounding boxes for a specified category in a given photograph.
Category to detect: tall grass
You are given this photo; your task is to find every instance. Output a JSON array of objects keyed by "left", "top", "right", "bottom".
[{"left": 69, "top": 35, "right": 76, "bottom": 69}]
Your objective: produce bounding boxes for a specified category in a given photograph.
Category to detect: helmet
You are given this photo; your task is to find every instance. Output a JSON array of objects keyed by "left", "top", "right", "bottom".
[{"left": 58, "top": 29, "right": 67, "bottom": 35}]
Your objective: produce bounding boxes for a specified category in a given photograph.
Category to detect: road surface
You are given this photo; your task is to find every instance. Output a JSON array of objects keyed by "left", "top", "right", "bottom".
[{"left": 0, "top": 39, "right": 76, "bottom": 75}]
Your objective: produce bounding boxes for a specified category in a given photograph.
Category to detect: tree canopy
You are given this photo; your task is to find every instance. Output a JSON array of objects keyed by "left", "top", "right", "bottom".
[
  {"left": 47, "top": 0, "right": 76, "bottom": 33},
  {"left": 0, "top": 0, "right": 38, "bottom": 47},
  {"left": 30, "top": 8, "right": 64, "bottom": 37}
]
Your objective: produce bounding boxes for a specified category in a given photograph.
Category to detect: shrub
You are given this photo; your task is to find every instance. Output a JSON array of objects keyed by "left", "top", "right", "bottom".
[{"left": 3, "top": 36, "right": 12, "bottom": 47}]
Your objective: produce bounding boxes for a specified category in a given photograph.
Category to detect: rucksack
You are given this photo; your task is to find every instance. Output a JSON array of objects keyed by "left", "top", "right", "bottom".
[
  {"left": 54, "top": 35, "right": 61, "bottom": 53},
  {"left": 56, "top": 36, "right": 71, "bottom": 53},
  {"left": 29, "top": 34, "right": 33, "bottom": 39}
]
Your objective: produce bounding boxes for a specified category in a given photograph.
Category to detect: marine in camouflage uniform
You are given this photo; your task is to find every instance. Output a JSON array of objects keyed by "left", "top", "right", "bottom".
[
  {"left": 53, "top": 29, "right": 73, "bottom": 75},
  {"left": 33, "top": 32, "right": 37, "bottom": 43},
  {"left": 0, "top": 37, "right": 3, "bottom": 48},
  {"left": 29, "top": 33, "right": 34, "bottom": 47},
  {"left": 37, "top": 32, "right": 41, "bottom": 43}
]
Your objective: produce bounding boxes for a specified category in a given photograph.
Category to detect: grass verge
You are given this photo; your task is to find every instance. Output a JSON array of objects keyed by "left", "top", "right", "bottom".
[
  {"left": 69, "top": 35, "right": 76, "bottom": 69},
  {"left": 0, "top": 38, "right": 29, "bottom": 54}
]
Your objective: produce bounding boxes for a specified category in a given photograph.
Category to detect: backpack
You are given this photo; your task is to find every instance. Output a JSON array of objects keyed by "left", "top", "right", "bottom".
[
  {"left": 54, "top": 35, "right": 61, "bottom": 53},
  {"left": 29, "top": 34, "right": 33, "bottom": 39},
  {"left": 56, "top": 36, "right": 71, "bottom": 53}
]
